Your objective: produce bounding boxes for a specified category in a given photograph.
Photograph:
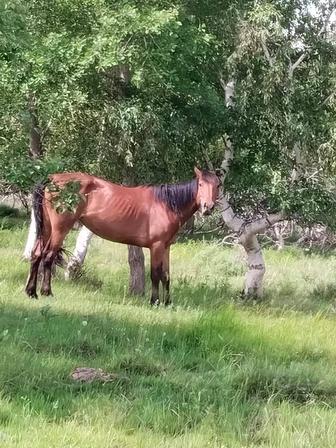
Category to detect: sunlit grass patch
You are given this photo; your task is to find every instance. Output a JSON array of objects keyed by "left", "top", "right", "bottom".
[{"left": 1, "top": 228, "right": 336, "bottom": 446}]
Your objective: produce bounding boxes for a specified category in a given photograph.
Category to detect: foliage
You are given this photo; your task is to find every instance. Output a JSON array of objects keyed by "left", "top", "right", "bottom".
[
  {"left": 0, "top": 0, "right": 335, "bottom": 225},
  {"left": 0, "top": 0, "right": 227, "bottom": 189},
  {"left": 3, "top": 156, "right": 69, "bottom": 193},
  {"left": 48, "top": 180, "right": 82, "bottom": 214},
  {"left": 219, "top": 1, "right": 336, "bottom": 224}
]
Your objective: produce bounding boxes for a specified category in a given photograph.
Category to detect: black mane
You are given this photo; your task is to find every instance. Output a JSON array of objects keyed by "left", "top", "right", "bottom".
[{"left": 153, "top": 179, "right": 198, "bottom": 214}]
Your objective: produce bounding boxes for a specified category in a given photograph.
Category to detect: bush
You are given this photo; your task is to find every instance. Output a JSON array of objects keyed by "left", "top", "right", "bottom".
[{"left": 0, "top": 204, "right": 19, "bottom": 218}]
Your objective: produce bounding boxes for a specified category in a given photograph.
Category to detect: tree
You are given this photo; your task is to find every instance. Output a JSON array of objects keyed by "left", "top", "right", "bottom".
[
  {"left": 4, "top": 0, "right": 225, "bottom": 296},
  {"left": 214, "top": 1, "right": 336, "bottom": 297},
  {"left": 2, "top": 0, "right": 336, "bottom": 300}
]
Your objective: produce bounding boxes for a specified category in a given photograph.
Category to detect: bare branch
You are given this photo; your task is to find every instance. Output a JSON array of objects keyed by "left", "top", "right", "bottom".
[
  {"left": 289, "top": 53, "right": 306, "bottom": 78},
  {"left": 322, "top": 91, "right": 335, "bottom": 105},
  {"left": 289, "top": 6, "right": 336, "bottom": 78}
]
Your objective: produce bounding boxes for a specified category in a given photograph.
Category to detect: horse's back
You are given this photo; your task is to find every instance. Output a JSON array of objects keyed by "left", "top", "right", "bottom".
[
  {"left": 50, "top": 172, "right": 105, "bottom": 192},
  {"left": 48, "top": 172, "right": 153, "bottom": 245},
  {"left": 47, "top": 172, "right": 177, "bottom": 248}
]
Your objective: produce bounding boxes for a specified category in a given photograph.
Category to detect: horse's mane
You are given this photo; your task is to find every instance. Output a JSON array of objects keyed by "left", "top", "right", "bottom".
[{"left": 153, "top": 178, "right": 198, "bottom": 214}]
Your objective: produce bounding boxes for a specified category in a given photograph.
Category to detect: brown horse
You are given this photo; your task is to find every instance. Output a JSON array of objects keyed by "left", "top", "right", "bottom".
[{"left": 25, "top": 167, "right": 220, "bottom": 305}]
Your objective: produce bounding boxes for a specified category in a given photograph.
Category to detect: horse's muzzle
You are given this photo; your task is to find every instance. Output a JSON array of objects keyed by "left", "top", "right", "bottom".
[{"left": 201, "top": 203, "right": 215, "bottom": 216}]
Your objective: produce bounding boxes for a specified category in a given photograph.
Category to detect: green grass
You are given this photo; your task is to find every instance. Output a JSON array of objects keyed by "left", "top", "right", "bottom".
[{"left": 1, "top": 225, "right": 336, "bottom": 447}]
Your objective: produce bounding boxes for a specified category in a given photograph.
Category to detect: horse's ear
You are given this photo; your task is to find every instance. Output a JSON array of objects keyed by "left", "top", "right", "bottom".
[{"left": 194, "top": 166, "right": 202, "bottom": 178}]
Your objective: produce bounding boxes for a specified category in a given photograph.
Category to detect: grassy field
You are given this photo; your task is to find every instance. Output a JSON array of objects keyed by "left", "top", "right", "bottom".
[{"left": 1, "top": 218, "right": 336, "bottom": 447}]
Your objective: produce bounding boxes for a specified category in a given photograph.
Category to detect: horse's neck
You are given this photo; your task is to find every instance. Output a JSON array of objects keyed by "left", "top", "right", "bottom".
[{"left": 177, "top": 202, "right": 198, "bottom": 226}]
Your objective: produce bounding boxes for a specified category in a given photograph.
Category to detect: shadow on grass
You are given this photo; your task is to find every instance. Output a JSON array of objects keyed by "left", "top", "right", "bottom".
[{"left": 0, "top": 297, "right": 336, "bottom": 437}]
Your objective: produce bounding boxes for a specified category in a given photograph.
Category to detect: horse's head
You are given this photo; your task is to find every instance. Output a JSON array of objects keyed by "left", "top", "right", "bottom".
[{"left": 194, "top": 167, "right": 221, "bottom": 216}]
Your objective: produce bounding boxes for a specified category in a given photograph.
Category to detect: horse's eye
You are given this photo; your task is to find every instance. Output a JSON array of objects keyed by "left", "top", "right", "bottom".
[{"left": 199, "top": 182, "right": 203, "bottom": 187}]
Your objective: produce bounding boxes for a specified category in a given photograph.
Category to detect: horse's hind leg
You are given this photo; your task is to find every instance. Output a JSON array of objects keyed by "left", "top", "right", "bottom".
[
  {"left": 25, "top": 246, "right": 43, "bottom": 299},
  {"left": 40, "top": 220, "right": 75, "bottom": 296},
  {"left": 40, "top": 248, "right": 57, "bottom": 296}
]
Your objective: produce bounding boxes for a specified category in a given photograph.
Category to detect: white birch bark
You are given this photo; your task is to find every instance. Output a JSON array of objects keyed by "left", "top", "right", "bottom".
[
  {"left": 65, "top": 226, "right": 94, "bottom": 280},
  {"left": 217, "top": 79, "right": 284, "bottom": 298},
  {"left": 219, "top": 193, "right": 283, "bottom": 298}
]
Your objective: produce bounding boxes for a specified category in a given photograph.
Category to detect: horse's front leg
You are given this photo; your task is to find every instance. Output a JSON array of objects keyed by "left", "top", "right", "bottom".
[
  {"left": 162, "top": 246, "right": 171, "bottom": 306},
  {"left": 149, "top": 243, "right": 165, "bottom": 306}
]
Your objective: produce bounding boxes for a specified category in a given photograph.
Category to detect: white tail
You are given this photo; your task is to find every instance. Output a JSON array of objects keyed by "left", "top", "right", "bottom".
[{"left": 23, "top": 208, "right": 37, "bottom": 260}]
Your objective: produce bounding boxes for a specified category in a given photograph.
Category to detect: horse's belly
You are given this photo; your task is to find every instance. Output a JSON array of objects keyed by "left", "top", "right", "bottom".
[{"left": 80, "top": 217, "right": 150, "bottom": 247}]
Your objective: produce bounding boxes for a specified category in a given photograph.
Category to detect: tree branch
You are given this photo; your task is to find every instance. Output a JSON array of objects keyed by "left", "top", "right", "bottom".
[
  {"left": 243, "top": 212, "right": 285, "bottom": 237},
  {"left": 218, "top": 195, "right": 245, "bottom": 233},
  {"left": 289, "top": 6, "right": 336, "bottom": 78},
  {"left": 261, "top": 37, "right": 274, "bottom": 67}
]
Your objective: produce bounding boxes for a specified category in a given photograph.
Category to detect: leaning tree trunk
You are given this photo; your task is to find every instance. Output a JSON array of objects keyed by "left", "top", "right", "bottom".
[
  {"left": 214, "top": 78, "right": 285, "bottom": 299},
  {"left": 239, "top": 233, "right": 266, "bottom": 298},
  {"left": 219, "top": 192, "right": 283, "bottom": 299},
  {"left": 65, "top": 226, "right": 94, "bottom": 280},
  {"left": 128, "top": 245, "right": 145, "bottom": 295}
]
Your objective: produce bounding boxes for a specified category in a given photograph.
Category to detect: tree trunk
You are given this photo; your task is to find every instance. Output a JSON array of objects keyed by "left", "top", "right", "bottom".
[
  {"left": 239, "top": 233, "right": 265, "bottom": 298},
  {"left": 128, "top": 245, "right": 145, "bottom": 295},
  {"left": 65, "top": 226, "right": 146, "bottom": 296},
  {"left": 215, "top": 78, "right": 284, "bottom": 299},
  {"left": 65, "top": 226, "right": 94, "bottom": 279},
  {"left": 64, "top": 65, "right": 146, "bottom": 293}
]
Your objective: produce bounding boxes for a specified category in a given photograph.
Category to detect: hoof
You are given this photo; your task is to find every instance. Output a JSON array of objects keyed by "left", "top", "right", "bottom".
[
  {"left": 40, "top": 288, "right": 53, "bottom": 297},
  {"left": 150, "top": 298, "right": 160, "bottom": 307},
  {"left": 26, "top": 288, "right": 38, "bottom": 299}
]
